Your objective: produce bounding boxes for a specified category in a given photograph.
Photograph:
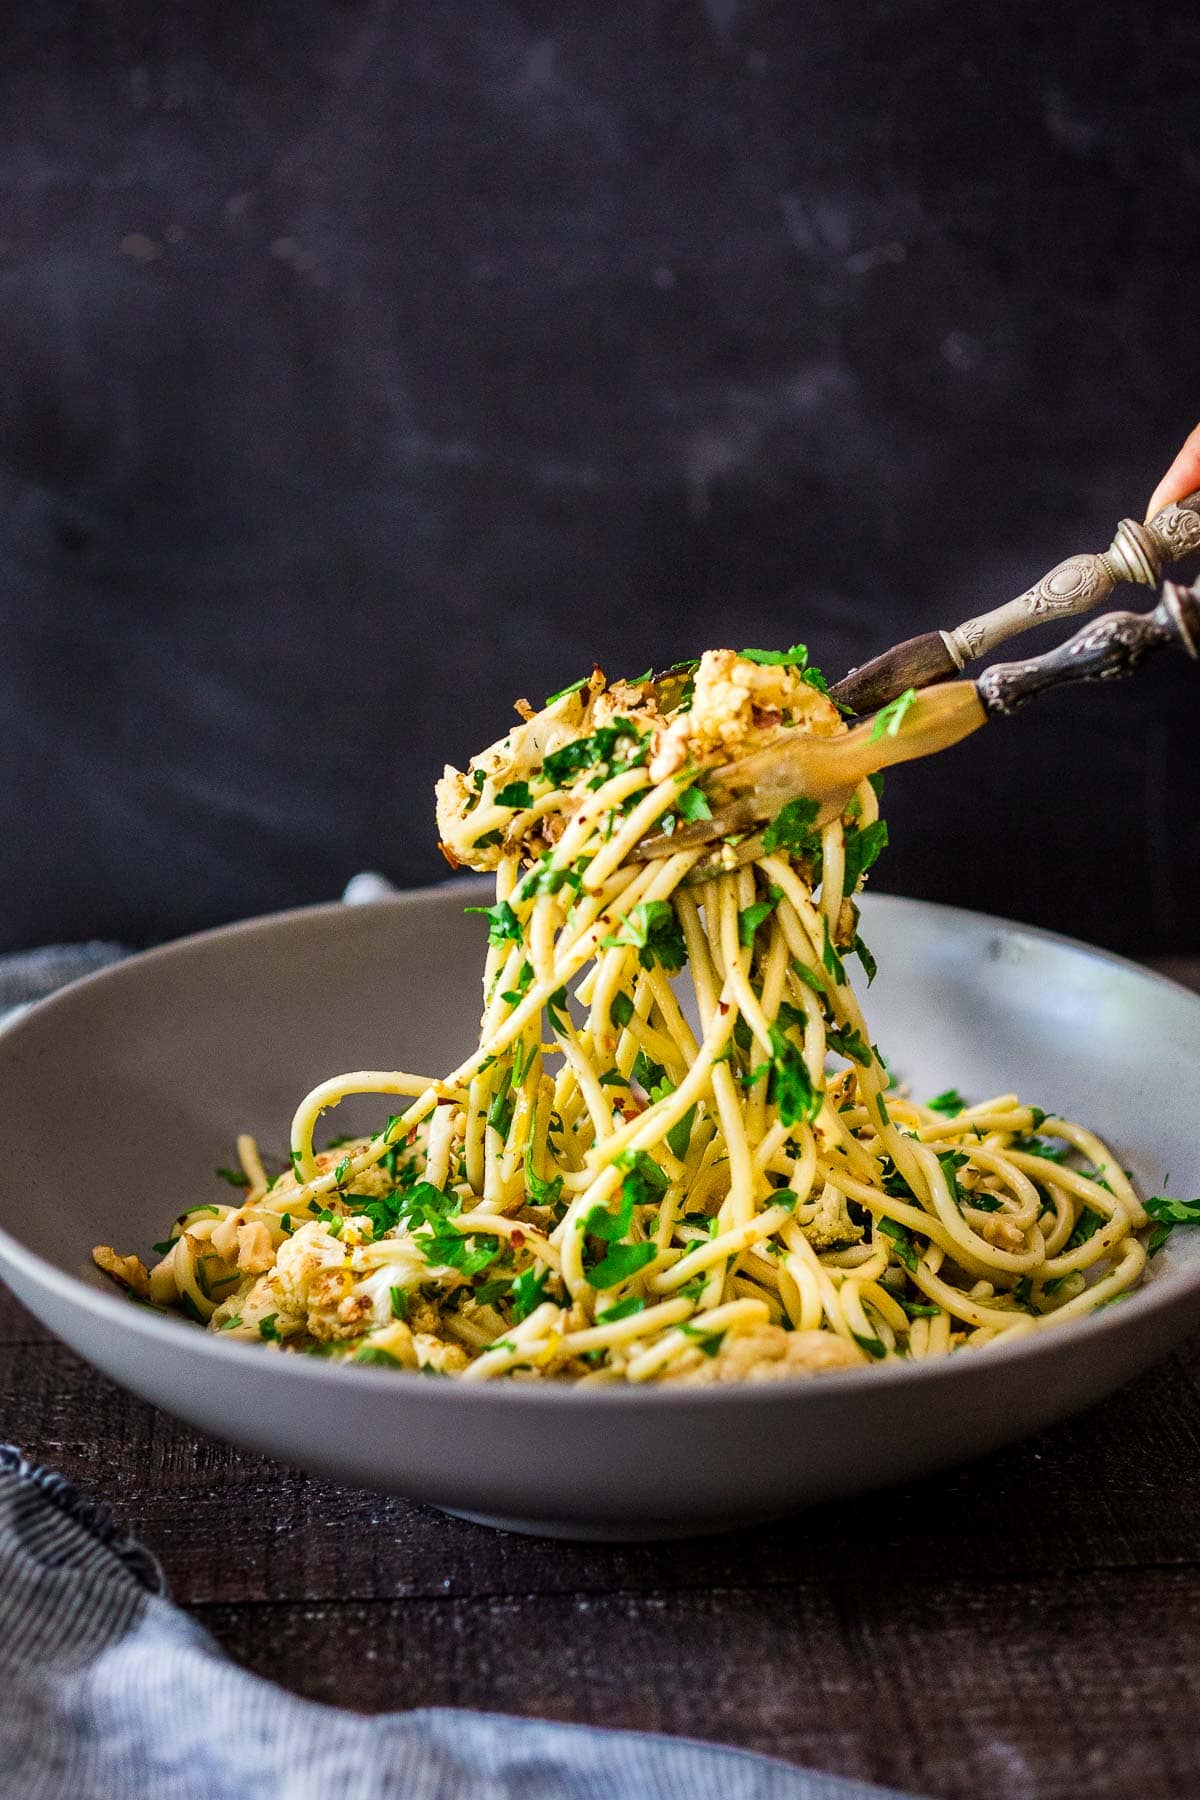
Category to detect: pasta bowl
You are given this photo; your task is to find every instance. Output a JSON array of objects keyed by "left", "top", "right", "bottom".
[{"left": 0, "top": 886, "right": 1198, "bottom": 1539}]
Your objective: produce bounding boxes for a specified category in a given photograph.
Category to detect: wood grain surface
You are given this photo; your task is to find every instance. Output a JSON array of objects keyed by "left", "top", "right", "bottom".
[{"left": 3, "top": 961, "right": 1199, "bottom": 1800}]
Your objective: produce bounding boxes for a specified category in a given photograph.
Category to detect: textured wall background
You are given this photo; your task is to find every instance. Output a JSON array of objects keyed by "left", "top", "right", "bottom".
[{"left": 1, "top": 1, "right": 1197, "bottom": 951}]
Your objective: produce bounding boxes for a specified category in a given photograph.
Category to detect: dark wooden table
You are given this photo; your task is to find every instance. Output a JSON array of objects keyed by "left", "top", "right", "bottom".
[{"left": 3, "top": 958, "right": 1199, "bottom": 1800}]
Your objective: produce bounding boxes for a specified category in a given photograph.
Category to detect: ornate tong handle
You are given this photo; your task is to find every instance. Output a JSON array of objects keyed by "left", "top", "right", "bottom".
[
  {"left": 976, "top": 577, "right": 1200, "bottom": 717},
  {"left": 833, "top": 489, "right": 1200, "bottom": 715}
]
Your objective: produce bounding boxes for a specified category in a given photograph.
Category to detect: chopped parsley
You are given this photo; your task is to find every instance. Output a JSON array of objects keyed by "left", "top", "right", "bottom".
[
  {"left": 463, "top": 899, "right": 523, "bottom": 947},
  {"left": 258, "top": 1314, "right": 280, "bottom": 1341},
  {"left": 821, "top": 918, "right": 846, "bottom": 984},
  {"left": 926, "top": 1087, "right": 966, "bottom": 1116},
  {"left": 487, "top": 1070, "right": 515, "bottom": 1141},
  {"left": 632, "top": 1048, "right": 665, "bottom": 1092},
  {"left": 544, "top": 674, "right": 590, "bottom": 706},
  {"left": 214, "top": 1166, "right": 250, "bottom": 1188},
  {"left": 545, "top": 986, "right": 571, "bottom": 1034},
  {"left": 596, "top": 1295, "right": 646, "bottom": 1323},
  {"left": 1064, "top": 1207, "right": 1104, "bottom": 1251},
  {"left": 826, "top": 1025, "right": 871, "bottom": 1067},
  {"left": 738, "top": 643, "right": 834, "bottom": 697},
  {"left": 524, "top": 1140, "right": 564, "bottom": 1208},
  {"left": 494, "top": 780, "right": 534, "bottom": 809},
  {"left": 879, "top": 1215, "right": 919, "bottom": 1272},
  {"left": 602, "top": 900, "right": 687, "bottom": 972},
  {"left": 679, "top": 1322, "right": 725, "bottom": 1357},
  {"left": 423, "top": 1229, "right": 501, "bottom": 1277},
  {"left": 841, "top": 819, "right": 888, "bottom": 892},
  {"left": 870, "top": 687, "right": 917, "bottom": 742},
  {"left": 852, "top": 933, "right": 878, "bottom": 984},
  {"left": 768, "top": 1024, "right": 821, "bottom": 1128},
  {"left": 738, "top": 887, "right": 782, "bottom": 946},
  {"left": 740, "top": 643, "right": 810, "bottom": 667},
  {"left": 1144, "top": 1193, "right": 1200, "bottom": 1255},
  {"left": 761, "top": 795, "right": 821, "bottom": 858},
  {"left": 354, "top": 1345, "right": 402, "bottom": 1367},
  {"left": 510, "top": 1265, "right": 550, "bottom": 1321},
  {"left": 588, "top": 1241, "right": 657, "bottom": 1289},
  {"left": 542, "top": 720, "right": 648, "bottom": 787},
  {"left": 389, "top": 1286, "right": 409, "bottom": 1320},
  {"left": 675, "top": 784, "right": 713, "bottom": 821},
  {"left": 609, "top": 991, "right": 635, "bottom": 1029}
]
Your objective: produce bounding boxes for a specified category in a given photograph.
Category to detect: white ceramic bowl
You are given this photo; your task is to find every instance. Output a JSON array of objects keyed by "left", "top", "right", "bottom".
[{"left": 1, "top": 888, "right": 1197, "bottom": 1539}]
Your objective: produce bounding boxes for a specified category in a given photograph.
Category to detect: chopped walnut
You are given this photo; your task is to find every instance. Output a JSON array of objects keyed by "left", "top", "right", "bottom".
[{"left": 91, "top": 1245, "right": 149, "bottom": 1297}]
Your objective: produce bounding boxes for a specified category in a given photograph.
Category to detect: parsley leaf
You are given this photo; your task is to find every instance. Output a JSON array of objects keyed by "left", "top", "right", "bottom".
[
  {"left": 632, "top": 1048, "right": 666, "bottom": 1092},
  {"left": 927, "top": 1087, "right": 966, "bottom": 1116},
  {"left": 768, "top": 1024, "right": 821, "bottom": 1127},
  {"left": 214, "top": 1166, "right": 250, "bottom": 1188},
  {"left": 588, "top": 1241, "right": 657, "bottom": 1289},
  {"left": 544, "top": 675, "right": 589, "bottom": 706},
  {"left": 602, "top": 900, "right": 687, "bottom": 972},
  {"left": 870, "top": 687, "right": 917, "bottom": 742},
  {"left": 1144, "top": 1194, "right": 1200, "bottom": 1255},
  {"left": 826, "top": 1025, "right": 871, "bottom": 1066},
  {"left": 494, "top": 780, "right": 533, "bottom": 809},
  {"left": 422, "top": 1230, "right": 501, "bottom": 1276},
  {"left": 761, "top": 795, "right": 821, "bottom": 858},
  {"left": 596, "top": 1295, "right": 645, "bottom": 1323},
  {"left": 542, "top": 720, "right": 648, "bottom": 786},
  {"left": 258, "top": 1314, "right": 280, "bottom": 1341},
  {"left": 738, "top": 887, "right": 782, "bottom": 946},
  {"left": 510, "top": 1265, "right": 550, "bottom": 1321},
  {"left": 1065, "top": 1208, "right": 1104, "bottom": 1251},
  {"left": 879, "top": 1216, "right": 918, "bottom": 1271},
  {"left": 739, "top": 643, "right": 810, "bottom": 667},
  {"left": 821, "top": 918, "right": 846, "bottom": 984},
  {"left": 389, "top": 1286, "right": 409, "bottom": 1320},
  {"left": 852, "top": 933, "right": 878, "bottom": 984},
  {"left": 679, "top": 1321, "right": 725, "bottom": 1357},
  {"left": 464, "top": 899, "right": 523, "bottom": 946},
  {"left": 675, "top": 784, "right": 712, "bottom": 821},
  {"left": 610, "top": 991, "right": 635, "bottom": 1029},
  {"left": 842, "top": 819, "right": 889, "bottom": 892},
  {"left": 1144, "top": 1194, "right": 1200, "bottom": 1223},
  {"left": 524, "top": 1140, "right": 564, "bottom": 1208},
  {"left": 354, "top": 1345, "right": 402, "bottom": 1367}
]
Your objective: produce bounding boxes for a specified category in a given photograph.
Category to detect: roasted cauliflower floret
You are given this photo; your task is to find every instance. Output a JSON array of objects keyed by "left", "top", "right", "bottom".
[
  {"left": 663, "top": 1325, "right": 866, "bottom": 1384},
  {"left": 649, "top": 649, "right": 842, "bottom": 781}
]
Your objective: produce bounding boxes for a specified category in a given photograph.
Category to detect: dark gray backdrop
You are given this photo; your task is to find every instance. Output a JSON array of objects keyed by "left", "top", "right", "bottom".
[{"left": 1, "top": 2, "right": 1197, "bottom": 953}]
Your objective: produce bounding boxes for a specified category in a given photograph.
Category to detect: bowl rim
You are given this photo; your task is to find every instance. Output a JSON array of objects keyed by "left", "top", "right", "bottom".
[{"left": 0, "top": 885, "right": 1197, "bottom": 1412}]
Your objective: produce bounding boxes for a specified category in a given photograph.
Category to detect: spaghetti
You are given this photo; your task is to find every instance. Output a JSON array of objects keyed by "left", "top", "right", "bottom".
[{"left": 95, "top": 648, "right": 1176, "bottom": 1383}]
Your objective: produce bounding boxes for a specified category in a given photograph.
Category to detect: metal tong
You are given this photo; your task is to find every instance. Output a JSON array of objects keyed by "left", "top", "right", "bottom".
[
  {"left": 631, "top": 577, "right": 1200, "bottom": 868},
  {"left": 831, "top": 489, "right": 1200, "bottom": 715}
]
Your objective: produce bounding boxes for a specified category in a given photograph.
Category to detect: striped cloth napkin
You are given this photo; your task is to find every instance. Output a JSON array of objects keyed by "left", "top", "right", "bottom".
[{"left": 0, "top": 1447, "right": 911, "bottom": 1799}]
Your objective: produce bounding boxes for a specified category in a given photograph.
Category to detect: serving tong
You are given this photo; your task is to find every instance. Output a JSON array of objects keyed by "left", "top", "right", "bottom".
[
  {"left": 630, "top": 575, "right": 1200, "bottom": 875},
  {"left": 831, "top": 487, "right": 1200, "bottom": 715}
]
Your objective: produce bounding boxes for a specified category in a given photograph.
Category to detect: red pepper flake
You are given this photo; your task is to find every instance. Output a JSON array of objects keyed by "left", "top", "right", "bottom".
[{"left": 511, "top": 1229, "right": 526, "bottom": 1248}]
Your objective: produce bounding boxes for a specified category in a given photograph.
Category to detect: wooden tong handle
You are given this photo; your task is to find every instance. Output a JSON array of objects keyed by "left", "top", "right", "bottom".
[{"left": 832, "top": 489, "right": 1200, "bottom": 715}]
